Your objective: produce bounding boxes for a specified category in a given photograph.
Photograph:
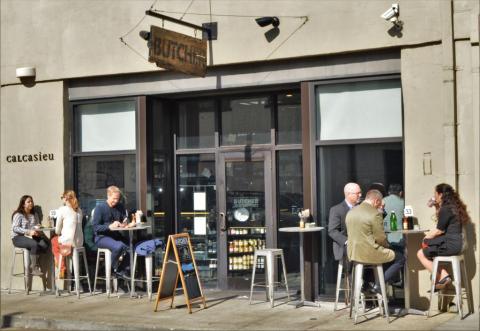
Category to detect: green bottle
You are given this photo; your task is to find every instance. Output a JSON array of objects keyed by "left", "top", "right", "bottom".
[{"left": 390, "top": 211, "right": 398, "bottom": 231}]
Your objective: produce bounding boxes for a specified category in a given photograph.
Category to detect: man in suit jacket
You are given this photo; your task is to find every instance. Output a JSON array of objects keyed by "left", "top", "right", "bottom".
[
  {"left": 328, "top": 182, "right": 362, "bottom": 262},
  {"left": 346, "top": 189, "right": 405, "bottom": 292}
]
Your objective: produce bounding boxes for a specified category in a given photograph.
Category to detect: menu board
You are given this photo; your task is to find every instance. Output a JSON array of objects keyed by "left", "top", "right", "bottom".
[{"left": 154, "top": 233, "right": 206, "bottom": 314}]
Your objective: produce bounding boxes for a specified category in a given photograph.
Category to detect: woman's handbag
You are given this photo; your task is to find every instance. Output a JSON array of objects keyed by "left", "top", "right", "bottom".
[{"left": 59, "top": 243, "right": 72, "bottom": 257}]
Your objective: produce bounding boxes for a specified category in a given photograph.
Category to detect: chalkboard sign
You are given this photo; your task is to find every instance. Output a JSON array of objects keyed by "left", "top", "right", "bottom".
[{"left": 154, "top": 233, "right": 206, "bottom": 313}]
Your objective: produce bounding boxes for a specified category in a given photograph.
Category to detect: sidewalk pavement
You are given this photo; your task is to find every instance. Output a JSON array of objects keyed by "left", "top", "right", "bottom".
[{"left": 1, "top": 289, "right": 477, "bottom": 330}]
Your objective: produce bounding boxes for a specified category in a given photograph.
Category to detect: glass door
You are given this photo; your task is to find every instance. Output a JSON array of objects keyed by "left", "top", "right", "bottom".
[{"left": 217, "top": 151, "right": 272, "bottom": 289}]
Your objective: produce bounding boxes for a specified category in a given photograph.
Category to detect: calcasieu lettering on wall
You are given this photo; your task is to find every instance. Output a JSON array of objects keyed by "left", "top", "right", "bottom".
[
  {"left": 149, "top": 25, "right": 207, "bottom": 77},
  {"left": 6, "top": 152, "right": 54, "bottom": 163}
]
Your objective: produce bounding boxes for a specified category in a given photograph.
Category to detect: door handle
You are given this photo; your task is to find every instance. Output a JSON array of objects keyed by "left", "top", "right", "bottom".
[{"left": 219, "top": 212, "right": 227, "bottom": 232}]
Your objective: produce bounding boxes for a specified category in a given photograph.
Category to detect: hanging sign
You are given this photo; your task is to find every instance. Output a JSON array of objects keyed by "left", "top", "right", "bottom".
[
  {"left": 148, "top": 25, "right": 207, "bottom": 77},
  {"left": 153, "top": 233, "right": 206, "bottom": 313}
]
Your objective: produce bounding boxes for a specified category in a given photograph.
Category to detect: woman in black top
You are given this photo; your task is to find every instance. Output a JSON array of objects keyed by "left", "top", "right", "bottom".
[{"left": 416, "top": 183, "right": 469, "bottom": 290}]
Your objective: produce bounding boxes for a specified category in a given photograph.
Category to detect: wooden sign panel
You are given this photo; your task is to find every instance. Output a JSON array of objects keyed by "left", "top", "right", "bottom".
[
  {"left": 154, "top": 233, "right": 206, "bottom": 313},
  {"left": 149, "top": 25, "right": 207, "bottom": 77}
]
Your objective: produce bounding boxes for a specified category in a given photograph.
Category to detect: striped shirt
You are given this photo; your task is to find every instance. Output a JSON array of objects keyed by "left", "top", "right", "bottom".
[{"left": 11, "top": 212, "right": 39, "bottom": 239}]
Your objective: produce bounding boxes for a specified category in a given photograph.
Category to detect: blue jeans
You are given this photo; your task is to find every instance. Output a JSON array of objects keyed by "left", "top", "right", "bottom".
[{"left": 94, "top": 236, "right": 128, "bottom": 271}]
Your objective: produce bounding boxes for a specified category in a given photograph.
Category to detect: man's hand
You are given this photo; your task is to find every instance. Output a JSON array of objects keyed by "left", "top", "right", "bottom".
[{"left": 109, "top": 221, "right": 122, "bottom": 229}]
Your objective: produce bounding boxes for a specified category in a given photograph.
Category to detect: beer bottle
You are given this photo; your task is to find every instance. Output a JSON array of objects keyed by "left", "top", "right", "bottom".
[{"left": 389, "top": 211, "right": 398, "bottom": 231}]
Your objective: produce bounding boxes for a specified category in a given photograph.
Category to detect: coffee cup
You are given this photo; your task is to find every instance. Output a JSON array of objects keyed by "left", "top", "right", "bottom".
[{"left": 135, "top": 210, "right": 143, "bottom": 224}]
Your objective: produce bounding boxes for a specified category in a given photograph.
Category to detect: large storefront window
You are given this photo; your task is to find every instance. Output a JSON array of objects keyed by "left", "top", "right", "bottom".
[
  {"left": 314, "top": 77, "right": 403, "bottom": 296},
  {"left": 277, "top": 92, "right": 302, "bottom": 144},
  {"left": 75, "top": 155, "right": 137, "bottom": 215},
  {"left": 277, "top": 150, "right": 303, "bottom": 287},
  {"left": 75, "top": 101, "right": 136, "bottom": 152},
  {"left": 221, "top": 96, "right": 271, "bottom": 145},
  {"left": 177, "top": 154, "right": 217, "bottom": 286},
  {"left": 177, "top": 100, "right": 215, "bottom": 149},
  {"left": 73, "top": 99, "right": 137, "bottom": 219}
]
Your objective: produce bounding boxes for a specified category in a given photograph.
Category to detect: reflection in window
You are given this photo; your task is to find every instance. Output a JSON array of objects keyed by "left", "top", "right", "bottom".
[
  {"left": 316, "top": 80, "right": 402, "bottom": 141},
  {"left": 221, "top": 96, "right": 271, "bottom": 145},
  {"left": 317, "top": 142, "right": 403, "bottom": 295},
  {"left": 277, "top": 150, "right": 303, "bottom": 286},
  {"left": 75, "top": 154, "right": 137, "bottom": 218},
  {"left": 177, "top": 154, "right": 217, "bottom": 285},
  {"left": 277, "top": 92, "right": 301, "bottom": 144},
  {"left": 75, "top": 101, "right": 136, "bottom": 152},
  {"left": 177, "top": 100, "right": 215, "bottom": 149}
]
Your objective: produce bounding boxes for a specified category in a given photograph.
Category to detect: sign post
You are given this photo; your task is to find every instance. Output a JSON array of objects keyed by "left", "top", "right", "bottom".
[
  {"left": 148, "top": 25, "right": 207, "bottom": 77},
  {"left": 154, "top": 233, "right": 206, "bottom": 313}
]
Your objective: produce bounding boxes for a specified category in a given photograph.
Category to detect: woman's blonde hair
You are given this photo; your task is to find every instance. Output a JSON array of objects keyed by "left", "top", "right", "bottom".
[{"left": 62, "top": 190, "right": 79, "bottom": 211}]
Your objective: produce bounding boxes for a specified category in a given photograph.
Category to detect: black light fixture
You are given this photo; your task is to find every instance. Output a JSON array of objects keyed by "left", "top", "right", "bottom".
[
  {"left": 139, "top": 30, "right": 150, "bottom": 41},
  {"left": 255, "top": 16, "right": 280, "bottom": 28}
]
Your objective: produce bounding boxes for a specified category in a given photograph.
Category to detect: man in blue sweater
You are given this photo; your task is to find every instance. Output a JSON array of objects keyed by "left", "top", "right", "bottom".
[{"left": 92, "top": 186, "right": 132, "bottom": 278}]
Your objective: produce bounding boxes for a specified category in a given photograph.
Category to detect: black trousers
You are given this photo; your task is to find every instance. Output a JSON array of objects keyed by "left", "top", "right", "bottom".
[{"left": 12, "top": 235, "right": 49, "bottom": 255}]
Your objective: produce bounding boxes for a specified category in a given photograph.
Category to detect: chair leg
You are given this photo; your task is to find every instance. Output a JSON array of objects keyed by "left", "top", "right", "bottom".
[
  {"left": 451, "top": 259, "right": 463, "bottom": 318},
  {"left": 73, "top": 250, "right": 81, "bottom": 298},
  {"left": 353, "top": 263, "right": 363, "bottom": 324},
  {"left": 428, "top": 259, "right": 439, "bottom": 317},
  {"left": 93, "top": 250, "right": 100, "bottom": 294},
  {"left": 376, "top": 265, "right": 389, "bottom": 323},
  {"left": 81, "top": 250, "right": 92, "bottom": 295},
  {"left": 105, "top": 251, "right": 112, "bottom": 298},
  {"left": 349, "top": 263, "right": 355, "bottom": 319},
  {"left": 334, "top": 261, "right": 343, "bottom": 311},
  {"left": 280, "top": 253, "right": 290, "bottom": 302},
  {"left": 24, "top": 251, "right": 31, "bottom": 295},
  {"left": 266, "top": 253, "right": 274, "bottom": 307},
  {"left": 249, "top": 253, "right": 257, "bottom": 304},
  {"left": 145, "top": 255, "right": 153, "bottom": 300}
]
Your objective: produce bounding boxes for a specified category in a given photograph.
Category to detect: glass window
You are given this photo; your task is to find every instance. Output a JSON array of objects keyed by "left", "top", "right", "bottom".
[
  {"left": 277, "top": 150, "right": 303, "bottom": 286},
  {"left": 177, "top": 100, "right": 215, "bottom": 149},
  {"left": 277, "top": 92, "right": 301, "bottom": 144},
  {"left": 75, "top": 101, "right": 136, "bottom": 152},
  {"left": 316, "top": 80, "right": 402, "bottom": 141},
  {"left": 177, "top": 154, "right": 217, "bottom": 286},
  {"left": 316, "top": 142, "right": 403, "bottom": 295},
  {"left": 221, "top": 96, "right": 271, "bottom": 145},
  {"left": 75, "top": 154, "right": 137, "bottom": 218}
]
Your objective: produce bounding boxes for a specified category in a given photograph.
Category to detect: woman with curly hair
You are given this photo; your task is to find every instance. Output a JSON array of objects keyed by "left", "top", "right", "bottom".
[{"left": 416, "top": 183, "right": 470, "bottom": 290}]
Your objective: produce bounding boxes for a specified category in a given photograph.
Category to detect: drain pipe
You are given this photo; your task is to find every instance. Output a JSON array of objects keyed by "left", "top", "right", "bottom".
[{"left": 440, "top": 0, "right": 458, "bottom": 189}]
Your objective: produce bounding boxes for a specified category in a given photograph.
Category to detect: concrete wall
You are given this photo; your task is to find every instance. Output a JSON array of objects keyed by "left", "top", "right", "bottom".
[
  {"left": 1, "top": 0, "right": 478, "bottom": 306},
  {"left": 1, "top": 0, "right": 443, "bottom": 84},
  {"left": 1, "top": 81, "right": 66, "bottom": 290}
]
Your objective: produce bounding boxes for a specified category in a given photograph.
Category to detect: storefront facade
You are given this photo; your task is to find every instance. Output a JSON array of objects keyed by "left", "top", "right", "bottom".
[{"left": 2, "top": 0, "right": 479, "bottom": 308}]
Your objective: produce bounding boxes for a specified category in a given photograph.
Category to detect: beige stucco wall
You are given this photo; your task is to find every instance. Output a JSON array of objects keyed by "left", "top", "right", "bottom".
[
  {"left": 1, "top": 81, "right": 66, "bottom": 290},
  {"left": 0, "top": 0, "right": 478, "bottom": 305},
  {"left": 1, "top": 0, "right": 444, "bottom": 84},
  {"left": 402, "top": 38, "right": 480, "bottom": 309}
]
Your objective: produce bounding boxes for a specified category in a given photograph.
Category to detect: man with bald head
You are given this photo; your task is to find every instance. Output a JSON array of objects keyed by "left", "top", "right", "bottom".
[
  {"left": 346, "top": 189, "right": 405, "bottom": 294},
  {"left": 328, "top": 182, "right": 362, "bottom": 262}
]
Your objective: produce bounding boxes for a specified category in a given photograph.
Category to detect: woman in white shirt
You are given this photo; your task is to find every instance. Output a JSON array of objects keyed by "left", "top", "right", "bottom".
[{"left": 51, "top": 190, "right": 83, "bottom": 278}]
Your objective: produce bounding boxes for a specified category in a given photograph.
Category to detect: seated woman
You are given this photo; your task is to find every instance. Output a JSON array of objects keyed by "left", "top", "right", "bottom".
[
  {"left": 417, "top": 183, "right": 469, "bottom": 290},
  {"left": 51, "top": 190, "right": 84, "bottom": 278},
  {"left": 11, "top": 195, "right": 49, "bottom": 276}
]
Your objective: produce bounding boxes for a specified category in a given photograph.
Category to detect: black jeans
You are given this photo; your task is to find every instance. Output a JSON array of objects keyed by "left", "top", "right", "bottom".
[{"left": 12, "top": 235, "right": 49, "bottom": 255}]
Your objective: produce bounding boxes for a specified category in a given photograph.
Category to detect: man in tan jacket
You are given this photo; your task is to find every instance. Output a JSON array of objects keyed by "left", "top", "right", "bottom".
[{"left": 346, "top": 189, "right": 405, "bottom": 293}]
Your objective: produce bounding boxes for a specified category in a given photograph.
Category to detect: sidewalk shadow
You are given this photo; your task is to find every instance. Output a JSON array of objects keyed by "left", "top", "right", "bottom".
[{"left": 1, "top": 312, "right": 23, "bottom": 328}]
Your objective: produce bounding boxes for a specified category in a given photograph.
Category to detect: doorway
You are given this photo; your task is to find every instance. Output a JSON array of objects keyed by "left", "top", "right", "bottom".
[{"left": 217, "top": 150, "right": 273, "bottom": 289}]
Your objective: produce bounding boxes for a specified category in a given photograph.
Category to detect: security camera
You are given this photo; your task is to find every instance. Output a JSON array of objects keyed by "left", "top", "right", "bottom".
[{"left": 381, "top": 3, "right": 399, "bottom": 22}]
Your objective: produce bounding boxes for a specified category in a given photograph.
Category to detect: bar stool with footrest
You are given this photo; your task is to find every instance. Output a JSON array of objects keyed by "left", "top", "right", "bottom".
[
  {"left": 428, "top": 253, "right": 474, "bottom": 319},
  {"left": 132, "top": 252, "right": 160, "bottom": 300},
  {"left": 93, "top": 248, "right": 119, "bottom": 297},
  {"left": 350, "top": 262, "right": 390, "bottom": 324},
  {"left": 8, "top": 247, "right": 46, "bottom": 295},
  {"left": 334, "top": 255, "right": 351, "bottom": 311},
  {"left": 249, "top": 248, "right": 290, "bottom": 308},
  {"left": 55, "top": 246, "right": 92, "bottom": 298}
]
